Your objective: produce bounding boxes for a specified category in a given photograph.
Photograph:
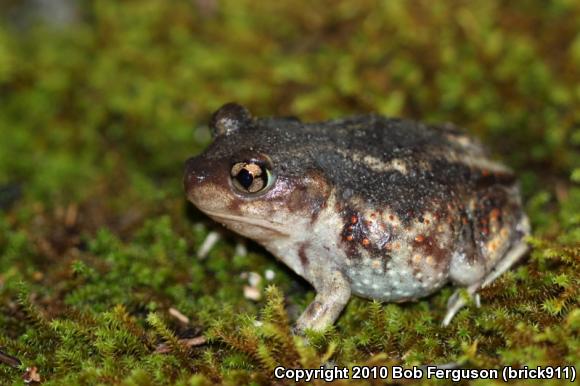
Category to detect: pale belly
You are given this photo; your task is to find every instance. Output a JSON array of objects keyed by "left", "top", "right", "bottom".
[{"left": 343, "top": 254, "right": 450, "bottom": 302}]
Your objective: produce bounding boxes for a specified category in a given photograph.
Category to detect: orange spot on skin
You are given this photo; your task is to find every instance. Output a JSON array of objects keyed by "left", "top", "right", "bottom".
[
  {"left": 351, "top": 216, "right": 358, "bottom": 224},
  {"left": 389, "top": 214, "right": 395, "bottom": 221},
  {"left": 413, "top": 255, "right": 422, "bottom": 264},
  {"left": 426, "top": 256, "right": 434, "bottom": 265},
  {"left": 370, "top": 213, "right": 377, "bottom": 219},
  {"left": 394, "top": 242, "right": 401, "bottom": 250},
  {"left": 415, "top": 235, "right": 425, "bottom": 243},
  {"left": 425, "top": 219, "right": 430, "bottom": 225},
  {"left": 371, "top": 260, "right": 381, "bottom": 269},
  {"left": 384, "top": 243, "right": 392, "bottom": 250},
  {"left": 362, "top": 238, "right": 370, "bottom": 246},
  {"left": 346, "top": 235, "right": 354, "bottom": 241},
  {"left": 500, "top": 228, "right": 509, "bottom": 238}
]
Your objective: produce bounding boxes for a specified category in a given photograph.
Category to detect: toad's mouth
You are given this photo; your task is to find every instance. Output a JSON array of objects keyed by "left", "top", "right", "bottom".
[{"left": 201, "top": 210, "right": 290, "bottom": 237}]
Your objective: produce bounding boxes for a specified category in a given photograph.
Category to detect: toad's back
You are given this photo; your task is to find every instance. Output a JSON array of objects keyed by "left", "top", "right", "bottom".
[{"left": 258, "top": 115, "right": 511, "bottom": 222}]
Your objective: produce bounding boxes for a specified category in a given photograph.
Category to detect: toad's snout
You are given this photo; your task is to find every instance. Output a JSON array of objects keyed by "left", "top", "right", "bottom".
[{"left": 183, "top": 155, "right": 231, "bottom": 209}]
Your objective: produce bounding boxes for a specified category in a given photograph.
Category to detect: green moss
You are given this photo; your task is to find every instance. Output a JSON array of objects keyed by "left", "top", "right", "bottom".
[{"left": 0, "top": 0, "right": 578, "bottom": 384}]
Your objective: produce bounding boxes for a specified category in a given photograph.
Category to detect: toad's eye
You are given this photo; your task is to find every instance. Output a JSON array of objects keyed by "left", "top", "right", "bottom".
[{"left": 230, "top": 161, "right": 273, "bottom": 194}]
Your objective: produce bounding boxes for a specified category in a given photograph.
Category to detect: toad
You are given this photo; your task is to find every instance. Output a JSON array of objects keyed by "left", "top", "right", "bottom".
[{"left": 184, "top": 103, "right": 530, "bottom": 332}]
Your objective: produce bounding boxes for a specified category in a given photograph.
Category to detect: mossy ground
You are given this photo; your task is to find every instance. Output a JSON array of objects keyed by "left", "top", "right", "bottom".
[{"left": 0, "top": 1, "right": 579, "bottom": 385}]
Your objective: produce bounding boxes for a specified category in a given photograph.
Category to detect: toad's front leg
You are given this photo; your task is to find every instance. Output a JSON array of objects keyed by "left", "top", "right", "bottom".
[{"left": 294, "top": 270, "right": 351, "bottom": 333}]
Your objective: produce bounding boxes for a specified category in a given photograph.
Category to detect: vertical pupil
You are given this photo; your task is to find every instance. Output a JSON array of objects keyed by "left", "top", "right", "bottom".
[{"left": 236, "top": 169, "right": 254, "bottom": 189}]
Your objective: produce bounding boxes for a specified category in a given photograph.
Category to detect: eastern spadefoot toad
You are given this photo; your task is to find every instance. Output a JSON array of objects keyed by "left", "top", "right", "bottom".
[{"left": 184, "top": 103, "right": 530, "bottom": 332}]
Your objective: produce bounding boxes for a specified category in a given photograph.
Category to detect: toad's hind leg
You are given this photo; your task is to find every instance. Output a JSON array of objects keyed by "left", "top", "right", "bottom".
[
  {"left": 442, "top": 183, "right": 530, "bottom": 326},
  {"left": 442, "top": 237, "right": 529, "bottom": 326}
]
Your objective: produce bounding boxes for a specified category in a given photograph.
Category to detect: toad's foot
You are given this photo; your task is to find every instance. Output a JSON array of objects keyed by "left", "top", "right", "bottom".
[
  {"left": 442, "top": 288, "right": 480, "bottom": 327},
  {"left": 442, "top": 240, "right": 529, "bottom": 326},
  {"left": 294, "top": 270, "right": 351, "bottom": 333}
]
